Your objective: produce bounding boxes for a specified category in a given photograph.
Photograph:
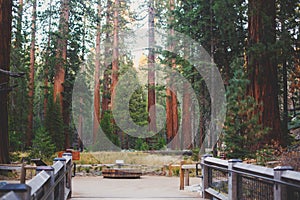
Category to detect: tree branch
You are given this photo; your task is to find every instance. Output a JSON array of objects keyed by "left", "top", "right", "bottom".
[{"left": 0, "top": 69, "right": 25, "bottom": 78}]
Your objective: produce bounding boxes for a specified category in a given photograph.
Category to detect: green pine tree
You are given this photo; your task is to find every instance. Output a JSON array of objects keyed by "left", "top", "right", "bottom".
[
  {"left": 30, "top": 126, "right": 56, "bottom": 160},
  {"left": 45, "top": 97, "right": 65, "bottom": 151},
  {"left": 223, "top": 60, "right": 268, "bottom": 159}
]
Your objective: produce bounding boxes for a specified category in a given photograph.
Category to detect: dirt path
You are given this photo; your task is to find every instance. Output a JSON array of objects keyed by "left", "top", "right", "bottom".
[{"left": 71, "top": 176, "right": 202, "bottom": 200}]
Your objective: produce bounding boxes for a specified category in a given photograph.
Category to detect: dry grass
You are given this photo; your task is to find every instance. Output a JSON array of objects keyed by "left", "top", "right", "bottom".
[{"left": 75, "top": 151, "right": 188, "bottom": 166}]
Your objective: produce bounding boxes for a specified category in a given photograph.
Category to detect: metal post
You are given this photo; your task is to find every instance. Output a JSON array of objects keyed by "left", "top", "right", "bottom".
[
  {"left": 274, "top": 166, "right": 294, "bottom": 200},
  {"left": 53, "top": 158, "right": 66, "bottom": 200},
  {"left": 228, "top": 159, "right": 242, "bottom": 200},
  {"left": 201, "top": 154, "right": 212, "bottom": 199},
  {"left": 36, "top": 166, "right": 55, "bottom": 200}
]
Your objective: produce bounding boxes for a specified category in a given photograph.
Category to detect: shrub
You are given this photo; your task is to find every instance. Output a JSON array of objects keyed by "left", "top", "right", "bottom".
[{"left": 30, "top": 127, "right": 56, "bottom": 161}]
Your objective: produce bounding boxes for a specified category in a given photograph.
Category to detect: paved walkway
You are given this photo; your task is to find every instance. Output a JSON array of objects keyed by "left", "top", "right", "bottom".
[{"left": 71, "top": 176, "right": 202, "bottom": 200}]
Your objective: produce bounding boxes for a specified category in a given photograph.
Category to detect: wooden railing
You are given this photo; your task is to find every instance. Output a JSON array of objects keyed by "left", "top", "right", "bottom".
[
  {"left": 0, "top": 157, "right": 73, "bottom": 200},
  {"left": 201, "top": 154, "right": 300, "bottom": 200}
]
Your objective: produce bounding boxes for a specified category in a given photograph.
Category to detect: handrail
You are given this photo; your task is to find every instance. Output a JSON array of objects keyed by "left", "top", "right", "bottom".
[
  {"left": 201, "top": 155, "right": 300, "bottom": 200},
  {"left": 27, "top": 171, "right": 50, "bottom": 195},
  {"left": 0, "top": 157, "right": 73, "bottom": 200}
]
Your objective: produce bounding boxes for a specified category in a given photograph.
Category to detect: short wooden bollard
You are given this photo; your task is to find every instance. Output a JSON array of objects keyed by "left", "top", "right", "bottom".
[
  {"left": 179, "top": 161, "right": 185, "bottom": 190},
  {"left": 20, "top": 163, "right": 26, "bottom": 184},
  {"left": 168, "top": 163, "right": 172, "bottom": 177},
  {"left": 185, "top": 168, "right": 190, "bottom": 186}
]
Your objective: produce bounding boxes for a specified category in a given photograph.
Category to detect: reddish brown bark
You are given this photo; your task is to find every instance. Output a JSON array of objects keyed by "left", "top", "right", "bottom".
[
  {"left": 54, "top": 0, "right": 69, "bottom": 149},
  {"left": 166, "top": 0, "right": 179, "bottom": 149},
  {"left": 166, "top": 88, "right": 173, "bottom": 143},
  {"left": 53, "top": 0, "right": 69, "bottom": 108},
  {"left": 93, "top": 0, "right": 102, "bottom": 144},
  {"left": 0, "top": 0, "right": 13, "bottom": 164},
  {"left": 247, "top": 0, "right": 282, "bottom": 143},
  {"left": 26, "top": 0, "right": 37, "bottom": 148}
]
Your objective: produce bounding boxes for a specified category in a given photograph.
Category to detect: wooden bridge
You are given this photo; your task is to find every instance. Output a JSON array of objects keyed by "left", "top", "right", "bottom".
[
  {"left": 0, "top": 157, "right": 73, "bottom": 200},
  {"left": 1, "top": 155, "right": 300, "bottom": 200}
]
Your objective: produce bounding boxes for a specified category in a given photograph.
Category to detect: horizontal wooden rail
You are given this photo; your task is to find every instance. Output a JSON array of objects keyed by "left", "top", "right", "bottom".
[
  {"left": 0, "top": 157, "right": 73, "bottom": 200},
  {"left": 201, "top": 154, "right": 300, "bottom": 200}
]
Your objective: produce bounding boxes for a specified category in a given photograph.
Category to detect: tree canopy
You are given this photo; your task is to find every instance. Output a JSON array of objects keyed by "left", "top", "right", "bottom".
[{"left": 0, "top": 0, "right": 299, "bottom": 163}]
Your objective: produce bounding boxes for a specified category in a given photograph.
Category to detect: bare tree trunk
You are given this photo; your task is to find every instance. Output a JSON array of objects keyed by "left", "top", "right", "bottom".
[
  {"left": 247, "top": 0, "right": 282, "bottom": 143},
  {"left": 182, "top": 82, "right": 192, "bottom": 149},
  {"left": 110, "top": 0, "right": 119, "bottom": 110},
  {"left": 93, "top": 0, "right": 102, "bottom": 144},
  {"left": 199, "top": 80, "right": 206, "bottom": 153},
  {"left": 148, "top": 0, "right": 157, "bottom": 134},
  {"left": 26, "top": 0, "right": 37, "bottom": 148},
  {"left": 0, "top": 0, "right": 13, "bottom": 164}
]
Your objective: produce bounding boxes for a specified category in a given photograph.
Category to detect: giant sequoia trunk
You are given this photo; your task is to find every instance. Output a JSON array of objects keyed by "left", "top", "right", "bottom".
[
  {"left": 53, "top": 0, "right": 69, "bottom": 107},
  {"left": 26, "top": 0, "right": 37, "bottom": 148},
  {"left": 54, "top": 0, "right": 69, "bottom": 149},
  {"left": 166, "top": 0, "right": 179, "bottom": 149},
  {"left": 0, "top": 0, "right": 13, "bottom": 164},
  {"left": 93, "top": 0, "right": 102, "bottom": 144},
  {"left": 247, "top": 0, "right": 282, "bottom": 143}
]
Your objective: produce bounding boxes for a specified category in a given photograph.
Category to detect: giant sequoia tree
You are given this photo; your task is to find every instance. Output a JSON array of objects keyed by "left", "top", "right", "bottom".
[
  {"left": 0, "top": 0, "right": 13, "bottom": 164},
  {"left": 247, "top": 0, "right": 282, "bottom": 144}
]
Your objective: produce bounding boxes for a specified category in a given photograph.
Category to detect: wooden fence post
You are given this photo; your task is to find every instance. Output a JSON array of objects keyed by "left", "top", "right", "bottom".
[
  {"left": 274, "top": 166, "right": 294, "bottom": 200},
  {"left": 36, "top": 166, "right": 55, "bottom": 200},
  {"left": 228, "top": 159, "right": 242, "bottom": 200},
  {"left": 54, "top": 158, "right": 66, "bottom": 200},
  {"left": 20, "top": 163, "right": 26, "bottom": 184},
  {"left": 201, "top": 154, "right": 212, "bottom": 199},
  {"left": 66, "top": 159, "right": 72, "bottom": 199},
  {"left": 184, "top": 168, "right": 189, "bottom": 187},
  {"left": 168, "top": 163, "right": 172, "bottom": 177},
  {"left": 179, "top": 161, "right": 185, "bottom": 190}
]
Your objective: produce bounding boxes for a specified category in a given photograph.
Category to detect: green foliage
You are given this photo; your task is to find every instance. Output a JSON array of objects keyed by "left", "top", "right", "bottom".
[
  {"left": 134, "top": 138, "right": 150, "bottom": 151},
  {"left": 223, "top": 60, "right": 268, "bottom": 159},
  {"left": 255, "top": 145, "right": 277, "bottom": 166},
  {"left": 191, "top": 148, "right": 200, "bottom": 161},
  {"left": 30, "top": 126, "right": 56, "bottom": 161},
  {"left": 45, "top": 97, "right": 65, "bottom": 151},
  {"left": 100, "top": 111, "right": 120, "bottom": 147}
]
